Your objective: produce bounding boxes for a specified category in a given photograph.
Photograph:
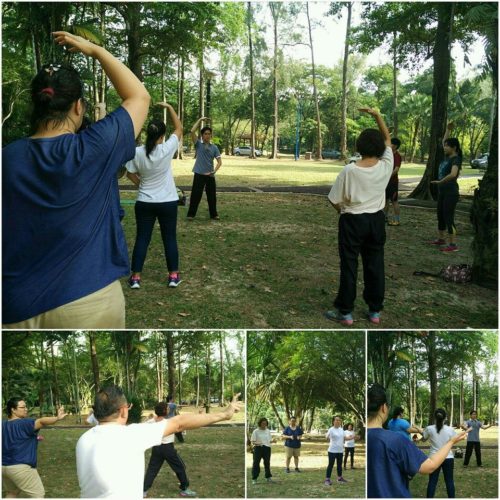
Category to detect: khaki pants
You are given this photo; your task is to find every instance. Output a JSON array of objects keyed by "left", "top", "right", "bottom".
[
  {"left": 2, "top": 464, "right": 45, "bottom": 498},
  {"left": 3, "top": 280, "right": 125, "bottom": 329}
]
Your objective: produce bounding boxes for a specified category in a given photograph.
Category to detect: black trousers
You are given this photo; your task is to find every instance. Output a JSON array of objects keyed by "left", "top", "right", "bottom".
[
  {"left": 143, "top": 442, "right": 189, "bottom": 492},
  {"left": 187, "top": 173, "right": 218, "bottom": 218},
  {"left": 334, "top": 211, "right": 386, "bottom": 314},
  {"left": 437, "top": 190, "right": 459, "bottom": 235},
  {"left": 463, "top": 441, "right": 482, "bottom": 466},
  {"left": 326, "top": 452, "right": 343, "bottom": 478},
  {"left": 252, "top": 445, "right": 272, "bottom": 479},
  {"left": 343, "top": 447, "right": 355, "bottom": 468}
]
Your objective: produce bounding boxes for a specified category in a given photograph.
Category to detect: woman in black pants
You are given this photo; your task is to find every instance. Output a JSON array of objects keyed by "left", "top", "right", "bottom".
[
  {"left": 143, "top": 402, "right": 196, "bottom": 498},
  {"left": 430, "top": 122, "right": 462, "bottom": 253},
  {"left": 126, "top": 102, "right": 183, "bottom": 288},
  {"left": 343, "top": 423, "right": 356, "bottom": 469},
  {"left": 251, "top": 418, "right": 273, "bottom": 484}
]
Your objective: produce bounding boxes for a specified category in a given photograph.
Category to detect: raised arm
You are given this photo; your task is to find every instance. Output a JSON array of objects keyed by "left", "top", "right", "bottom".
[
  {"left": 191, "top": 117, "right": 207, "bottom": 144},
  {"left": 34, "top": 406, "right": 67, "bottom": 431},
  {"left": 156, "top": 102, "right": 182, "bottom": 141},
  {"left": 419, "top": 429, "right": 470, "bottom": 474},
  {"left": 442, "top": 122, "right": 454, "bottom": 148},
  {"left": 359, "top": 108, "right": 391, "bottom": 147},
  {"left": 52, "top": 31, "right": 150, "bottom": 138},
  {"left": 162, "top": 394, "right": 243, "bottom": 437}
]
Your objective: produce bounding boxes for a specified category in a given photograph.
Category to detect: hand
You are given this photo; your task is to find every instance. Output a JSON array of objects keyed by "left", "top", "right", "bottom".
[
  {"left": 223, "top": 393, "right": 243, "bottom": 420},
  {"left": 451, "top": 428, "right": 471, "bottom": 444},
  {"left": 52, "top": 31, "right": 99, "bottom": 57},
  {"left": 57, "top": 406, "right": 68, "bottom": 421},
  {"left": 358, "top": 107, "right": 379, "bottom": 116}
]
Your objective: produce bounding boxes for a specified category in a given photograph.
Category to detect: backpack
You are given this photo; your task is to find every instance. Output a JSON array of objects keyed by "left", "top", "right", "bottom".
[
  {"left": 439, "top": 264, "right": 473, "bottom": 283},
  {"left": 177, "top": 188, "right": 187, "bottom": 206}
]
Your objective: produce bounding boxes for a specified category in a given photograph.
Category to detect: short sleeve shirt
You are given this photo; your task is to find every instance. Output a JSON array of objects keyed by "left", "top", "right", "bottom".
[
  {"left": 167, "top": 402, "right": 177, "bottom": 418},
  {"left": 2, "top": 107, "right": 135, "bottom": 324},
  {"left": 328, "top": 146, "right": 394, "bottom": 214},
  {"left": 367, "top": 428, "right": 428, "bottom": 498},
  {"left": 251, "top": 428, "right": 272, "bottom": 447},
  {"left": 465, "top": 419, "right": 482, "bottom": 442},
  {"left": 344, "top": 430, "right": 355, "bottom": 448},
  {"left": 326, "top": 426, "right": 345, "bottom": 453},
  {"left": 437, "top": 155, "right": 461, "bottom": 194},
  {"left": 192, "top": 140, "right": 221, "bottom": 174},
  {"left": 388, "top": 418, "right": 412, "bottom": 440},
  {"left": 423, "top": 425, "right": 456, "bottom": 458},
  {"left": 389, "top": 150, "right": 401, "bottom": 183},
  {"left": 76, "top": 421, "right": 166, "bottom": 498},
  {"left": 283, "top": 426, "right": 303, "bottom": 448},
  {"left": 2, "top": 418, "right": 39, "bottom": 467}
]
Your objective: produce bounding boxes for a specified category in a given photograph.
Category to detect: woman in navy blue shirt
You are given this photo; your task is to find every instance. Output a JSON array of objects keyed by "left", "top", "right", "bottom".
[{"left": 367, "top": 384, "right": 469, "bottom": 498}]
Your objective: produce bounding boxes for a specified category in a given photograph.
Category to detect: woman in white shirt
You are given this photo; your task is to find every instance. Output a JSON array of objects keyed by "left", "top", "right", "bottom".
[
  {"left": 250, "top": 417, "right": 273, "bottom": 484},
  {"left": 126, "top": 102, "right": 183, "bottom": 289},
  {"left": 343, "top": 423, "right": 356, "bottom": 469},
  {"left": 325, "top": 416, "right": 355, "bottom": 485},
  {"left": 421, "top": 409, "right": 457, "bottom": 498}
]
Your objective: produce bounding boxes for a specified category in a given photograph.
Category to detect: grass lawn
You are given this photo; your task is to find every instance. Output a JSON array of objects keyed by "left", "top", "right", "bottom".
[
  {"left": 120, "top": 192, "right": 497, "bottom": 329},
  {"left": 247, "top": 440, "right": 366, "bottom": 498},
  {"left": 31, "top": 424, "right": 244, "bottom": 498}
]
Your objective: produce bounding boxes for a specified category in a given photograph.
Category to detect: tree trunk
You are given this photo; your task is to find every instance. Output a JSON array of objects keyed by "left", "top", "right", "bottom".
[
  {"left": 340, "top": 2, "right": 352, "bottom": 159},
  {"left": 219, "top": 334, "right": 225, "bottom": 406},
  {"left": 195, "top": 351, "right": 200, "bottom": 407},
  {"left": 122, "top": 4, "right": 143, "bottom": 81},
  {"left": 178, "top": 56, "right": 185, "bottom": 159},
  {"left": 88, "top": 332, "right": 100, "bottom": 394},
  {"left": 177, "top": 345, "right": 182, "bottom": 404},
  {"left": 426, "top": 333, "right": 438, "bottom": 426},
  {"left": 199, "top": 57, "right": 205, "bottom": 123},
  {"left": 392, "top": 33, "right": 399, "bottom": 136},
  {"left": 459, "top": 366, "right": 464, "bottom": 424},
  {"left": 205, "top": 341, "right": 211, "bottom": 413},
  {"left": 166, "top": 332, "right": 176, "bottom": 397},
  {"left": 247, "top": 3, "right": 257, "bottom": 159},
  {"left": 410, "top": 3, "right": 455, "bottom": 199},
  {"left": 270, "top": 3, "right": 280, "bottom": 159}
]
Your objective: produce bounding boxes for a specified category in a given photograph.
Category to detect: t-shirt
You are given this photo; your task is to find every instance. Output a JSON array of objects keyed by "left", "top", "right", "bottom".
[
  {"left": 344, "top": 430, "right": 355, "bottom": 448},
  {"left": 437, "top": 155, "right": 461, "bottom": 194},
  {"left": 283, "top": 426, "right": 303, "bottom": 448},
  {"left": 465, "top": 419, "right": 482, "bottom": 442},
  {"left": 2, "top": 107, "right": 135, "bottom": 324},
  {"left": 326, "top": 426, "right": 344, "bottom": 453},
  {"left": 328, "top": 146, "right": 394, "bottom": 214},
  {"left": 192, "top": 140, "right": 221, "bottom": 174},
  {"left": 388, "top": 417, "right": 411, "bottom": 440},
  {"left": 367, "top": 428, "right": 428, "bottom": 498},
  {"left": 167, "top": 402, "right": 177, "bottom": 419},
  {"left": 76, "top": 421, "right": 166, "bottom": 498},
  {"left": 2, "top": 418, "right": 39, "bottom": 468},
  {"left": 251, "top": 428, "right": 272, "bottom": 447},
  {"left": 388, "top": 150, "right": 401, "bottom": 184},
  {"left": 423, "top": 424, "right": 456, "bottom": 458},
  {"left": 125, "top": 134, "right": 179, "bottom": 203},
  {"left": 146, "top": 417, "right": 174, "bottom": 445}
]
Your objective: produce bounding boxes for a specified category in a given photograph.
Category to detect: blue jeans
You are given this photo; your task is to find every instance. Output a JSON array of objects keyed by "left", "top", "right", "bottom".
[
  {"left": 326, "top": 452, "right": 343, "bottom": 479},
  {"left": 426, "top": 457, "right": 455, "bottom": 498},
  {"left": 131, "top": 200, "right": 179, "bottom": 273}
]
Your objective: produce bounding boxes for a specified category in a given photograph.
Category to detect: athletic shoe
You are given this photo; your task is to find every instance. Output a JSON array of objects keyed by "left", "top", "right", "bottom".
[
  {"left": 128, "top": 275, "right": 141, "bottom": 289},
  {"left": 324, "top": 479, "right": 332, "bottom": 486},
  {"left": 211, "top": 215, "right": 220, "bottom": 220},
  {"left": 337, "top": 477, "right": 348, "bottom": 483},
  {"left": 439, "top": 244, "right": 458, "bottom": 253},
  {"left": 368, "top": 311, "right": 381, "bottom": 325},
  {"left": 388, "top": 220, "right": 400, "bottom": 226},
  {"left": 429, "top": 238, "right": 446, "bottom": 245},
  {"left": 266, "top": 478, "right": 274, "bottom": 483},
  {"left": 179, "top": 489, "right": 197, "bottom": 497},
  {"left": 143, "top": 493, "right": 148, "bottom": 499},
  {"left": 187, "top": 216, "right": 195, "bottom": 221},
  {"left": 325, "top": 309, "right": 354, "bottom": 326},
  {"left": 285, "top": 468, "right": 291, "bottom": 473},
  {"left": 168, "top": 273, "right": 182, "bottom": 288},
  {"left": 295, "top": 468, "right": 301, "bottom": 473}
]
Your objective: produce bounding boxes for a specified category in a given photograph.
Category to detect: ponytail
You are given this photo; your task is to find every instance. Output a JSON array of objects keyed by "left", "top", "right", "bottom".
[
  {"left": 444, "top": 138, "right": 462, "bottom": 159},
  {"left": 434, "top": 408, "right": 446, "bottom": 433},
  {"left": 145, "top": 120, "right": 166, "bottom": 158}
]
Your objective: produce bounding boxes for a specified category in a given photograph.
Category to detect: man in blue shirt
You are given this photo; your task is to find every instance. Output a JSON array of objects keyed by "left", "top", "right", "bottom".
[
  {"left": 282, "top": 417, "right": 304, "bottom": 473},
  {"left": 187, "top": 117, "right": 222, "bottom": 220},
  {"left": 461, "top": 410, "right": 491, "bottom": 467},
  {"left": 2, "top": 398, "right": 67, "bottom": 497}
]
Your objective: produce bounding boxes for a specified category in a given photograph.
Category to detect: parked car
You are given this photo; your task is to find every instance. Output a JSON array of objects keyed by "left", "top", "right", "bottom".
[
  {"left": 346, "top": 153, "right": 362, "bottom": 164},
  {"left": 470, "top": 153, "right": 489, "bottom": 170},
  {"left": 234, "top": 145, "right": 262, "bottom": 157},
  {"left": 321, "top": 149, "right": 341, "bottom": 159}
]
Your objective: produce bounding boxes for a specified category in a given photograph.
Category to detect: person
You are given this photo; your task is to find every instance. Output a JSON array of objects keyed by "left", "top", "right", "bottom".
[
  {"left": 367, "top": 384, "right": 469, "bottom": 498},
  {"left": 387, "top": 406, "right": 423, "bottom": 440},
  {"left": 186, "top": 117, "right": 222, "bottom": 220},
  {"left": 251, "top": 417, "right": 273, "bottom": 484},
  {"left": 385, "top": 138, "right": 402, "bottom": 226},
  {"left": 125, "top": 103, "right": 183, "bottom": 289},
  {"left": 430, "top": 122, "right": 462, "bottom": 253},
  {"left": 143, "top": 402, "right": 196, "bottom": 498},
  {"left": 166, "top": 394, "right": 185, "bottom": 443},
  {"left": 324, "top": 416, "right": 355, "bottom": 485},
  {"left": 326, "top": 108, "right": 394, "bottom": 326},
  {"left": 2, "top": 398, "right": 67, "bottom": 498},
  {"left": 461, "top": 409, "right": 491, "bottom": 467},
  {"left": 421, "top": 409, "right": 458, "bottom": 498},
  {"left": 86, "top": 408, "right": 99, "bottom": 426},
  {"left": 282, "top": 416, "right": 303, "bottom": 473},
  {"left": 343, "top": 423, "right": 357, "bottom": 469},
  {"left": 76, "top": 385, "right": 242, "bottom": 498},
  {"left": 2, "top": 31, "right": 150, "bottom": 329}
]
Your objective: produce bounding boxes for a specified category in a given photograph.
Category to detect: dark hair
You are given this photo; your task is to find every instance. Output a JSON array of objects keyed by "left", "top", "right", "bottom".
[
  {"left": 6, "top": 398, "right": 23, "bottom": 417},
  {"left": 332, "top": 415, "right": 342, "bottom": 424},
  {"left": 434, "top": 408, "right": 447, "bottom": 433},
  {"left": 146, "top": 120, "right": 167, "bottom": 158},
  {"left": 30, "top": 63, "right": 84, "bottom": 134},
  {"left": 200, "top": 126, "right": 212, "bottom": 135},
  {"left": 155, "top": 402, "right": 168, "bottom": 417},
  {"left": 258, "top": 417, "right": 269, "bottom": 427},
  {"left": 93, "top": 385, "right": 127, "bottom": 421},
  {"left": 166, "top": 394, "right": 174, "bottom": 402},
  {"left": 346, "top": 423, "right": 354, "bottom": 430},
  {"left": 391, "top": 406, "right": 404, "bottom": 420},
  {"left": 470, "top": 409, "right": 477, "bottom": 415},
  {"left": 444, "top": 138, "right": 462, "bottom": 158},
  {"left": 356, "top": 128, "right": 386, "bottom": 158},
  {"left": 367, "top": 383, "right": 387, "bottom": 419},
  {"left": 391, "top": 137, "right": 401, "bottom": 149}
]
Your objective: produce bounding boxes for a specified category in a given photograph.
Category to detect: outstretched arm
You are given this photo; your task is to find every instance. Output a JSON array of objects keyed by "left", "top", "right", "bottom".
[
  {"left": 34, "top": 406, "right": 67, "bottom": 430},
  {"left": 359, "top": 108, "right": 391, "bottom": 147},
  {"left": 156, "top": 102, "right": 182, "bottom": 141}
]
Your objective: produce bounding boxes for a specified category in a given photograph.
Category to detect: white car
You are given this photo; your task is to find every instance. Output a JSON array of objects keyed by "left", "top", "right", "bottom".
[
  {"left": 234, "top": 145, "right": 262, "bottom": 157},
  {"left": 346, "top": 153, "right": 362, "bottom": 164}
]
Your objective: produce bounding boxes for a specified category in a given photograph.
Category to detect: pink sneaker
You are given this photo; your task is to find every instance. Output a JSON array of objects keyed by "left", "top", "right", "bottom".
[
  {"left": 439, "top": 244, "right": 458, "bottom": 253},
  {"left": 429, "top": 238, "right": 446, "bottom": 246}
]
